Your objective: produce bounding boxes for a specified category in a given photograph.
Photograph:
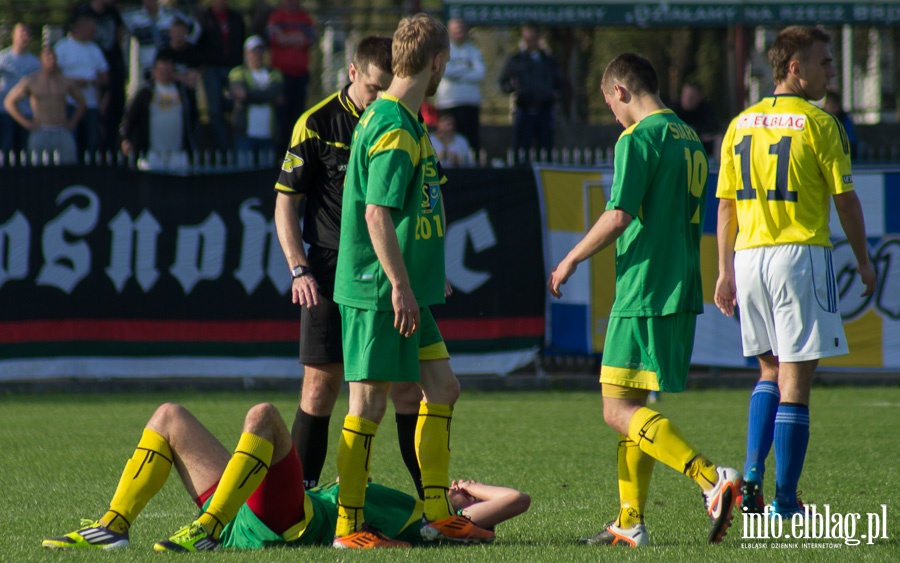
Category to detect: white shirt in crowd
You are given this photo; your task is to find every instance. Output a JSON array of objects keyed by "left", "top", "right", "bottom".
[
  {"left": 148, "top": 82, "right": 183, "bottom": 152},
  {"left": 54, "top": 36, "right": 108, "bottom": 109},
  {"left": 432, "top": 133, "right": 473, "bottom": 167},
  {"left": 435, "top": 41, "right": 485, "bottom": 110},
  {"left": 246, "top": 69, "right": 273, "bottom": 139}
]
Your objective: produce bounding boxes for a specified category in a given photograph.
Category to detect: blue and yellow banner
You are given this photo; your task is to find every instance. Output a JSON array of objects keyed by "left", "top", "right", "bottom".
[{"left": 537, "top": 164, "right": 900, "bottom": 370}]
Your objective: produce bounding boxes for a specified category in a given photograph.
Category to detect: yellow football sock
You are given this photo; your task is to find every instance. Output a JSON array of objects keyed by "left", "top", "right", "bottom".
[
  {"left": 199, "top": 433, "right": 273, "bottom": 538},
  {"left": 101, "top": 428, "right": 173, "bottom": 534},
  {"left": 416, "top": 402, "right": 454, "bottom": 522},
  {"left": 616, "top": 434, "right": 655, "bottom": 529},
  {"left": 627, "top": 407, "right": 717, "bottom": 491},
  {"left": 685, "top": 454, "right": 719, "bottom": 492},
  {"left": 335, "top": 415, "right": 379, "bottom": 537}
]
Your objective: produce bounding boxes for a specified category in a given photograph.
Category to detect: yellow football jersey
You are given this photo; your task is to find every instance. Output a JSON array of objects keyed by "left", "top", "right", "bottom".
[{"left": 716, "top": 95, "right": 854, "bottom": 250}]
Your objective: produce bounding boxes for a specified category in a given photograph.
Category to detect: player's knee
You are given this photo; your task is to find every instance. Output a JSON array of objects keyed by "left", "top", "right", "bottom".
[
  {"left": 149, "top": 402, "right": 188, "bottom": 430},
  {"left": 244, "top": 402, "right": 280, "bottom": 429},
  {"left": 422, "top": 375, "right": 460, "bottom": 405}
]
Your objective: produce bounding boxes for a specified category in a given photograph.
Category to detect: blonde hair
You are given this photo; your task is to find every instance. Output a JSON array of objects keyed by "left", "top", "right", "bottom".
[{"left": 391, "top": 13, "right": 449, "bottom": 78}]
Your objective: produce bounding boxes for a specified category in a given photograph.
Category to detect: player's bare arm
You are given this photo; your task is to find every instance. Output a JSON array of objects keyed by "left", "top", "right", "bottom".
[
  {"left": 365, "top": 203, "right": 419, "bottom": 337},
  {"left": 833, "top": 191, "right": 877, "bottom": 296},
  {"left": 274, "top": 191, "right": 320, "bottom": 307},
  {"left": 714, "top": 198, "right": 739, "bottom": 316},
  {"left": 548, "top": 208, "right": 631, "bottom": 298},
  {"left": 3, "top": 76, "right": 35, "bottom": 129},
  {"left": 451, "top": 479, "right": 531, "bottom": 529}
]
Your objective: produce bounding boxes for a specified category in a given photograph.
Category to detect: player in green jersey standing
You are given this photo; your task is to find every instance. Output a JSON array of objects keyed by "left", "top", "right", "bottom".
[
  {"left": 330, "top": 13, "right": 494, "bottom": 548},
  {"left": 714, "top": 26, "right": 876, "bottom": 518},
  {"left": 549, "top": 53, "right": 741, "bottom": 547}
]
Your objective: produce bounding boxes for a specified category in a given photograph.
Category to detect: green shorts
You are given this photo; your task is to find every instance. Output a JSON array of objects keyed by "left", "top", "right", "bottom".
[
  {"left": 339, "top": 305, "right": 447, "bottom": 382},
  {"left": 599, "top": 312, "right": 696, "bottom": 393}
]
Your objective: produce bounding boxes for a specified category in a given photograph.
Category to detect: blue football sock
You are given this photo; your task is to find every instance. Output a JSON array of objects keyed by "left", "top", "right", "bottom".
[
  {"left": 774, "top": 403, "right": 810, "bottom": 508},
  {"left": 743, "top": 381, "right": 780, "bottom": 482}
]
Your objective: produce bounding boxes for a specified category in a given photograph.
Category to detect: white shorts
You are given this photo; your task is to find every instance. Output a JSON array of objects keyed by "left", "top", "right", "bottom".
[{"left": 734, "top": 244, "right": 848, "bottom": 362}]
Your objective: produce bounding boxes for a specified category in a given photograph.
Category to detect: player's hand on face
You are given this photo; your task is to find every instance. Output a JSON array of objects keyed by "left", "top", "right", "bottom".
[
  {"left": 858, "top": 262, "right": 877, "bottom": 297},
  {"left": 713, "top": 273, "right": 737, "bottom": 316},
  {"left": 548, "top": 259, "right": 576, "bottom": 299},
  {"left": 392, "top": 285, "right": 420, "bottom": 337},
  {"left": 292, "top": 275, "right": 320, "bottom": 307}
]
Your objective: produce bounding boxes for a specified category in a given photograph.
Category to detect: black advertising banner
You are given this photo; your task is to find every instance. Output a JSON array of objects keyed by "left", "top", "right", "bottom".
[{"left": 0, "top": 165, "right": 544, "bottom": 376}]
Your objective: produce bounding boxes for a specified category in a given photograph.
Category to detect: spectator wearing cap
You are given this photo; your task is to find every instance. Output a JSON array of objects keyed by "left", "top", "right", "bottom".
[
  {"left": 228, "top": 35, "right": 283, "bottom": 160},
  {"left": 196, "top": 0, "right": 245, "bottom": 152}
]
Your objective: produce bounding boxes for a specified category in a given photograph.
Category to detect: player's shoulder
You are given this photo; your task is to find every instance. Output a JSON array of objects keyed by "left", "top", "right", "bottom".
[
  {"left": 293, "top": 90, "right": 350, "bottom": 137},
  {"left": 360, "top": 98, "right": 411, "bottom": 135}
]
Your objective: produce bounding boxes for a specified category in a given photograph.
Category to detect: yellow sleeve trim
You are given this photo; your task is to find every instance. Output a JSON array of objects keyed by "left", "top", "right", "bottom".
[{"left": 368, "top": 128, "right": 420, "bottom": 166}]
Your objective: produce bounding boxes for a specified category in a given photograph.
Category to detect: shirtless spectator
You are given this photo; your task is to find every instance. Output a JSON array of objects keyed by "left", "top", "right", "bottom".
[{"left": 4, "top": 48, "right": 85, "bottom": 164}]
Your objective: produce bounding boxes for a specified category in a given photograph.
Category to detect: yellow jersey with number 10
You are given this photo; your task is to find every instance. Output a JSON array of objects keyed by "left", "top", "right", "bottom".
[{"left": 716, "top": 94, "right": 854, "bottom": 250}]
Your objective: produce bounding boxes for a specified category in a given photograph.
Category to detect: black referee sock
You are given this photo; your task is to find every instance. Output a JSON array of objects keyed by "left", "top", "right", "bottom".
[
  {"left": 291, "top": 408, "right": 331, "bottom": 489},
  {"left": 395, "top": 412, "right": 424, "bottom": 500}
]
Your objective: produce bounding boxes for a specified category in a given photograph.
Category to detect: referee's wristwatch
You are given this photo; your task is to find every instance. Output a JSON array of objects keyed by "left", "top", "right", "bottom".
[{"left": 290, "top": 264, "right": 312, "bottom": 279}]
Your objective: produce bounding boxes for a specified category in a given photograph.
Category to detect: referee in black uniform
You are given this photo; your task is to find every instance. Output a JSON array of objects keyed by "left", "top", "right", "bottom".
[{"left": 274, "top": 36, "right": 426, "bottom": 492}]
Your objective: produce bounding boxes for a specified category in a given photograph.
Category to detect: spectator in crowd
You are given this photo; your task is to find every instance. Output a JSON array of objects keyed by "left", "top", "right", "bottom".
[
  {"left": 499, "top": 23, "right": 561, "bottom": 160},
  {"left": 435, "top": 18, "right": 484, "bottom": 154},
  {"left": 249, "top": 0, "right": 275, "bottom": 39},
  {"left": 157, "top": 19, "right": 203, "bottom": 94},
  {"left": 228, "top": 35, "right": 283, "bottom": 160},
  {"left": 0, "top": 23, "right": 41, "bottom": 154},
  {"left": 120, "top": 53, "right": 196, "bottom": 168},
  {"left": 267, "top": 0, "right": 316, "bottom": 150},
  {"left": 196, "top": 0, "right": 246, "bottom": 153},
  {"left": 54, "top": 13, "right": 109, "bottom": 161},
  {"left": 672, "top": 82, "right": 722, "bottom": 158},
  {"left": 3, "top": 48, "right": 85, "bottom": 164},
  {"left": 824, "top": 90, "right": 858, "bottom": 159},
  {"left": 73, "top": 0, "right": 127, "bottom": 153},
  {"left": 122, "top": 0, "right": 201, "bottom": 78},
  {"left": 431, "top": 111, "right": 473, "bottom": 167}
]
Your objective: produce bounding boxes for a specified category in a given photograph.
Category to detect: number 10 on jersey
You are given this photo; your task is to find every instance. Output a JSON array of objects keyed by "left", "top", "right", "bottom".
[{"left": 685, "top": 148, "right": 707, "bottom": 224}]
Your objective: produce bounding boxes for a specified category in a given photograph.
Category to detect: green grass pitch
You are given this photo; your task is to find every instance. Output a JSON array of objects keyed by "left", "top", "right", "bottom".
[{"left": 2, "top": 386, "right": 898, "bottom": 562}]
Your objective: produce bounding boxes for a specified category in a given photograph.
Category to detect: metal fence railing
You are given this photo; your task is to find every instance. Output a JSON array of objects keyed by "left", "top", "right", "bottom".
[{"left": 3, "top": 144, "right": 900, "bottom": 172}]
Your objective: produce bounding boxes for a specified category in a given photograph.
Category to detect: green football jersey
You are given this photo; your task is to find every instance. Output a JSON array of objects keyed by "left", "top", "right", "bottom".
[
  {"left": 216, "top": 481, "right": 422, "bottom": 549},
  {"left": 606, "top": 109, "right": 707, "bottom": 317},
  {"left": 334, "top": 94, "right": 446, "bottom": 311}
]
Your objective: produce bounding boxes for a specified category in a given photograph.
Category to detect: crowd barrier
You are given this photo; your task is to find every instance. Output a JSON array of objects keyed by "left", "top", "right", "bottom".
[
  {"left": 0, "top": 165, "right": 543, "bottom": 379},
  {"left": 1, "top": 163, "right": 897, "bottom": 379}
]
